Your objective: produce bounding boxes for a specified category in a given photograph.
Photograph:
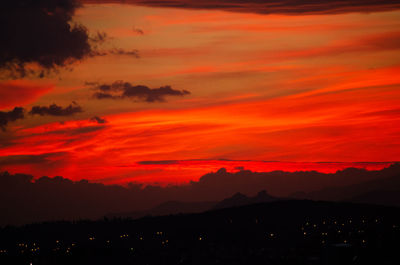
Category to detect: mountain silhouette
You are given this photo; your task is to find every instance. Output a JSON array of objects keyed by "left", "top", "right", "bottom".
[
  {"left": 291, "top": 163, "right": 400, "bottom": 206},
  {"left": 213, "top": 190, "right": 278, "bottom": 210},
  {"left": 2, "top": 163, "right": 399, "bottom": 226},
  {"left": 106, "top": 201, "right": 217, "bottom": 219},
  {"left": 107, "top": 190, "right": 278, "bottom": 219}
]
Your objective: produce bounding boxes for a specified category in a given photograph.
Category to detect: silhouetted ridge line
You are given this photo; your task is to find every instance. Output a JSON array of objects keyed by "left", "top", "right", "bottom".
[
  {"left": 0, "top": 163, "right": 399, "bottom": 226},
  {"left": 1, "top": 200, "right": 400, "bottom": 265}
]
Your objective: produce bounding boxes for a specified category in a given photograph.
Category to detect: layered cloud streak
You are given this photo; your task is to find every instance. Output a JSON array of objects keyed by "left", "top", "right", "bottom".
[
  {"left": 84, "top": 0, "right": 400, "bottom": 15},
  {"left": 88, "top": 81, "right": 190, "bottom": 102}
]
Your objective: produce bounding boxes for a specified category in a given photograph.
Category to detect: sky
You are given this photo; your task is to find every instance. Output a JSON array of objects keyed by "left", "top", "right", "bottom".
[{"left": 1, "top": 0, "right": 400, "bottom": 185}]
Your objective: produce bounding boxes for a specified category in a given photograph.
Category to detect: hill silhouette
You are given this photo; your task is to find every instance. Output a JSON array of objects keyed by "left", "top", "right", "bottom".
[
  {"left": 0, "top": 200, "right": 399, "bottom": 265},
  {"left": 213, "top": 190, "right": 278, "bottom": 210},
  {"left": 107, "top": 190, "right": 277, "bottom": 219},
  {"left": 106, "top": 201, "right": 217, "bottom": 219},
  {"left": 292, "top": 163, "right": 400, "bottom": 206}
]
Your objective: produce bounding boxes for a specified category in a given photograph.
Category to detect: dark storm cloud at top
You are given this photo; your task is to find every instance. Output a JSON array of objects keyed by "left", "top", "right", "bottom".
[
  {"left": 0, "top": 0, "right": 95, "bottom": 78},
  {"left": 84, "top": 0, "right": 400, "bottom": 15},
  {"left": 88, "top": 81, "right": 190, "bottom": 102}
]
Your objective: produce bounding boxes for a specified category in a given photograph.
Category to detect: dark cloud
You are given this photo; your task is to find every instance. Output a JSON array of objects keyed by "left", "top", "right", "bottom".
[
  {"left": 0, "top": 107, "right": 24, "bottom": 131},
  {"left": 1, "top": 163, "right": 399, "bottom": 225},
  {"left": 0, "top": 152, "right": 67, "bottom": 166},
  {"left": 90, "top": 116, "right": 107, "bottom": 124},
  {"left": 90, "top": 48, "right": 140, "bottom": 58},
  {"left": 30, "top": 103, "right": 83, "bottom": 116},
  {"left": 133, "top": 28, "right": 144, "bottom": 35},
  {"left": 89, "top": 81, "right": 191, "bottom": 102},
  {"left": 0, "top": 0, "right": 99, "bottom": 79},
  {"left": 0, "top": 102, "right": 85, "bottom": 130},
  {"left": 0, "top": 154, "right": 48, "bottom": 166},
  {"left": 84, "top": 0, "right": 400, "bottom": 15},
  {"left": 93, "top": 92, "right": 115, "bottom": 99},
  {"left": 90, "top": 31, "right": 109, "bottom": 45},
  {"left": 109, "top": 48, "right": 140, "bottom": 58}
]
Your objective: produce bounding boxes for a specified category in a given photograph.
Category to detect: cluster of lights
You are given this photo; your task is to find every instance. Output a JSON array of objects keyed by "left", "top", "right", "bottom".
[
  {"left": 300, "top": 218, "right": 377, "bottom": 246},
  {"left": 30, "top": 247, "right": 40, "bottom": 253},
  {"left": 1, "top": 217, "right": 395, "bottom": 258},
  {"left": 15, "top": 242, "right": 41, "bottom": 254}
]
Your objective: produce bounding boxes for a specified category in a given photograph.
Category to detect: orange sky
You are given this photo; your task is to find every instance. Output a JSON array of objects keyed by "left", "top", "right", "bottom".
[{"left": 0, "top": 4, "right": 399, "bottom": 184}]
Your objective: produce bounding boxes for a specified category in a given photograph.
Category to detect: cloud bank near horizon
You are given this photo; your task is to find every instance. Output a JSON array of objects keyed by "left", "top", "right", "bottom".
[{"left": 1, "top": 163, "right": 399, "bottom": 226}]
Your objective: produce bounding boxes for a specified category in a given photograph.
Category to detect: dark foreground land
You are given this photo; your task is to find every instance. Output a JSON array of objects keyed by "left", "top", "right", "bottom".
[{"left": 1, "top": 200, "right": 399, "bottom": 265}]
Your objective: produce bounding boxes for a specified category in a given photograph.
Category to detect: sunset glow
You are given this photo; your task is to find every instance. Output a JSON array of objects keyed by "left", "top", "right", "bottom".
[{"left": 1, "top": 2, "right": 399, "bottom": 185}]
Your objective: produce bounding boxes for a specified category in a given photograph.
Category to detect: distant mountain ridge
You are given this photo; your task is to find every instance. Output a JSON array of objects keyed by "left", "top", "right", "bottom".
[
  {"left": 107, "top": 190, "right": 278, "bottom": 219},
  {"left": 106, "top": 201, "right": 217, "bottom": 219},
  {"left": 107, "top": 164, "right": 400, "bottom": 219},
  {"left": 2, "top": 163, "right": 400, "bottom": 226},
  {"left": 213, "top": 190, "right": 278, "bottom": 210},
  {"left": 291, "top": 163, "right": 400, "bottom": 206}
]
